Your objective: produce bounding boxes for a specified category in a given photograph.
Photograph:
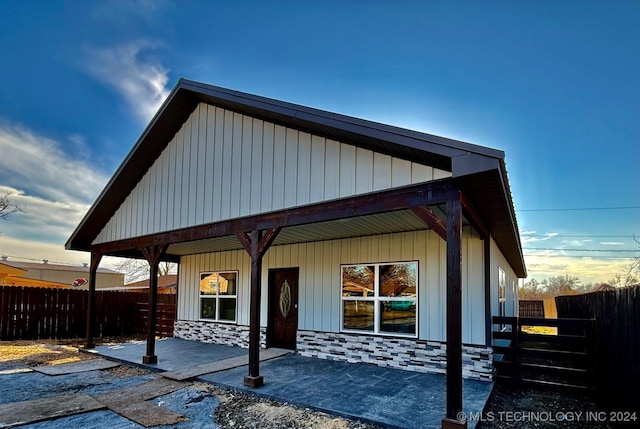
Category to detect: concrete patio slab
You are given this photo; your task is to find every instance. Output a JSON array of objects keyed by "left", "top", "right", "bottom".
[
  {"left": 88, "top": 338, "right": 246, "bottom": 371},
  {"left": 32, "top": 358, "right": 120, "bottom": 375},
  {"left": 162, "top": 347, "right": 291, "bottom": 380},
  {"left": 91, "top": 338, "right": 493, "bottom": 429},
  {"left": 0, "top": 393, "right": 105, "bottom": 428},
  {"left": 201, "top": 353, "right": 491, "bottom": 429}
]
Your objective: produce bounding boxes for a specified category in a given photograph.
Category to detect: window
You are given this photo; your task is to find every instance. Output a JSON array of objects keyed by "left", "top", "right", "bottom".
[
  {"left": 341, "top": 262, "right": 417, "bottom": 336},
  {"left": 200, "top": 271, "right": 237, "bottom": 322},
  {"left": 498, "top": 267, "right": 506, "bottom": 317}
]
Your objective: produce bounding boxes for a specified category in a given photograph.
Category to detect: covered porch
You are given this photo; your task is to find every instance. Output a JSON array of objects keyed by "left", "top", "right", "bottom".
[{"left": 82, "top": 177, "right": 498, "bottom": 427}]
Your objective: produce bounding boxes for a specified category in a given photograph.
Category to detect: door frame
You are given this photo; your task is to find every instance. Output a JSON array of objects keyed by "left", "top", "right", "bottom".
[{"left": 266, "top": 267, "right": 299, "bottom": 349}]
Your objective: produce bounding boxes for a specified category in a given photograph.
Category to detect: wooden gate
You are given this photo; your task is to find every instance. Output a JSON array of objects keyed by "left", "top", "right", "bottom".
[{"left": 492, "top": 316, "right": 597, "bottom": 393}]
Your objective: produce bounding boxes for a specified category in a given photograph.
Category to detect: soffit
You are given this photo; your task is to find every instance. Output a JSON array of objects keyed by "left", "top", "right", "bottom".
[{"left": 166, "top": 209, "right": 457, "bottom": 257}]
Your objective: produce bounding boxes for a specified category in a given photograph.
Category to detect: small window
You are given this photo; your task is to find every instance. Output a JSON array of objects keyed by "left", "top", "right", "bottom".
[
  {"left": 498, "top": 267, "right": 506, "bottom": 317},
  {"left": 200, "top": 271, "right": 237, "bottom": 322},
  {"left": 341, "top": 262, "right": 417, "bottom": 337}
]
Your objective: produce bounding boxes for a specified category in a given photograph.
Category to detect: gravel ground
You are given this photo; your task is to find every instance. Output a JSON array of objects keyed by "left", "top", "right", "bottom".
[
  {"left": 476, "top": 383, "right": 615, "bottom": 429},
  {"left": 0, "top": 338, "right": 382, "bottom": 428}
]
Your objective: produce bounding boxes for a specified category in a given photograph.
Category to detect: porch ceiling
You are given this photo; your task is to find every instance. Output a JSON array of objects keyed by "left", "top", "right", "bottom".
[{"left": 165, "top": 208, "right": 460, "bottom": 257}]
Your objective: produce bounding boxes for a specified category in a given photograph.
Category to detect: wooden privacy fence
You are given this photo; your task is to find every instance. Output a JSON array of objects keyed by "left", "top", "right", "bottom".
[
  {"left": 492, "top": 316, "right": 597, "bottom": 393},
  {"left": 0, "top": 286, "right": 176, "bottom": 341},
  {"left": 556, "top": 285, "right": 639, "bottom": 414},
  {"left": 518, "top": 300, "right": 545, "bottom": 318}
]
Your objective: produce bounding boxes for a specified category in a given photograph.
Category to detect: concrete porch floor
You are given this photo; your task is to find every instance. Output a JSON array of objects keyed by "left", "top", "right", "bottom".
[{"left": 90, "top": 338, "right": 493, "bottom": 429}]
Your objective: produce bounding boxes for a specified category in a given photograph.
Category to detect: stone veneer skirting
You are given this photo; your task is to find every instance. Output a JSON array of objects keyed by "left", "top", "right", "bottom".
[
  {"left": 174, "top": 320, "right": 266, "bottom": 349},
  {"left": 173, "top": 322, "right": 491, "bottom": 381},
  {"left": 297, "top": 330, "right": 493, "bottom": 381}
]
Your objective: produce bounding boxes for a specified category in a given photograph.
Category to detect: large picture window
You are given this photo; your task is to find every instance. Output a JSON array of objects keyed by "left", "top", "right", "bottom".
[
  {"left": 200, "top": 271, "right": 237, "bottom": 322},
  {"left": 341, "top": 262, "right": 417, "bottom": 336}
]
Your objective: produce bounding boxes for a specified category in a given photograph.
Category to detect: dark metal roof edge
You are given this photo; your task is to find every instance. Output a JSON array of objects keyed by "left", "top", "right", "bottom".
[
  {"left": 496, "top": 160, "right": 527, "bottom": 277},
  {"left": 180, "top": 79, "right": 506, "bottom": 160}
]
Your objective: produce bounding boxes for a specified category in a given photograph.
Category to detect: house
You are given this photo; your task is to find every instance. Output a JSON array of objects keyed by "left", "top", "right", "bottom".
[
  {"left": 0, "top": 257, "right": 124, "bottom": 289},
  {"left": 66, "top": 79, "right": 525, "bottom": 427}
]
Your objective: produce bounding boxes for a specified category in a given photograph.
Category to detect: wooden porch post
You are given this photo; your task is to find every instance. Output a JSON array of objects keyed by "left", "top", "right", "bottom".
[
  {"left": 443, "top": 190, "right": 466, "bottom": 429},
  {"left": 141, "top": 244, "right": 168, "bottom": 364},
  {"left": 236, "top": 227, "right": 281, "bottom": 388},
  {"left": 84, "top": 251, "right": 102, "bottom": 349}
]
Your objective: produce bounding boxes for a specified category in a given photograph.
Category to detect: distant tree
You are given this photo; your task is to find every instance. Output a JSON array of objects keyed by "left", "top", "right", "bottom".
[
  {"left": 541, "top": 275, "right": 581, "bottom": 296},
  {"left": 607, "top": 237, "right": 640, "bottom": 288},
  {"left": 114, "top": 258, "right": 176, "bottom": 284},
  {"left": 0, "top": 192, "right": 23, "bottom": 234},
  {"left": 519, "top": 278, "right": 542, "bottom": 299},
  {"left": 608, "top": 272, "right": 639, "bottom": 288}
]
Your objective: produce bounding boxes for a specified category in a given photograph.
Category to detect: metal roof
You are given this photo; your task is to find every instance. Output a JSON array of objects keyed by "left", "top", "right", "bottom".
[{"left": 66, "top": 79, "right": 525, "bottom": 277}]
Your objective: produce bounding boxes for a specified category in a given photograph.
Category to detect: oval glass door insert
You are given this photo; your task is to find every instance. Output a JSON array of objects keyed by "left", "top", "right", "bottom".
[{"left": 280, "top": 278, "right": 291, "bottom": 318}]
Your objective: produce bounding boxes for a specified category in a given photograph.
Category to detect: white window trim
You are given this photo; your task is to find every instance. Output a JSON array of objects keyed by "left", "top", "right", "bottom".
[
  {"left": 340, "top": 261, "right": 418, "bottom": 338},
  {"left": 199, "top": 270, "right": 239, "bottom": 324}
]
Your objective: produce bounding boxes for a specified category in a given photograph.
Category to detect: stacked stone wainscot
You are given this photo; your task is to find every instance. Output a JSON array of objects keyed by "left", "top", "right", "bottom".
[
  {"left": 173, "top": 322, "right": 492, "bottom": 381},
  {"left": 174, "top": 320, "right": 267, "bottom": 349},
  {"left": 296, "top": 330, "right": 493, "bottom": 381}
]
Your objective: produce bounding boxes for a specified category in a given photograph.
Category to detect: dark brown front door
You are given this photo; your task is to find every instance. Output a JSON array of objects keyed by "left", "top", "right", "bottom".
[{"left": 267, "top": 268, "right": 299, "bottom": 350}]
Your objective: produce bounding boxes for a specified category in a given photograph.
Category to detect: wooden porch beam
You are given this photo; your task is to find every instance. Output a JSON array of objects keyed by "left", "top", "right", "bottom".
[
  {"left": 443, "top": 189, "right": 466, "bottom": 429},
  {"left": 84, "top": 251, "right": 102, "bottom": 349},
  {"left": 140, "top": 243, "right": 168, "bottom": 364},
  {"left": 460, "top": 192, "right": 489, "bottom": 240},
  {"left": 92, "top": 180, "right": 458, "bottom": 255},
  {"left": 411, "top": 206, "right": 446, "bottom": 241},
  {"left": 236, "top": 227, "right": 281, "bottom": 258}
]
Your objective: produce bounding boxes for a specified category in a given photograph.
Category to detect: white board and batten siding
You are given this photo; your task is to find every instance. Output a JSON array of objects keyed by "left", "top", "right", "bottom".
[
  {"left": 178, "top": 227, "right": 487, "bottom": 345},
  {"left": 490, "top": 238, "right": 519, "bottom": 317},
  {"left": 93, "top": 103, "right": 452, "bottom": 244}
]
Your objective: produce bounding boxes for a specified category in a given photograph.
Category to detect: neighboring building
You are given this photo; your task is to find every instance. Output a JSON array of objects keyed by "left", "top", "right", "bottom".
[
  {"left": 101, "top": 275, "right": 178, "bottom": 294},
  {"left": 67, "top": 79, "right": 525, "bottom": 420},
  {"left": 0, "top": 257, "right": 124, "bottom": 289}
]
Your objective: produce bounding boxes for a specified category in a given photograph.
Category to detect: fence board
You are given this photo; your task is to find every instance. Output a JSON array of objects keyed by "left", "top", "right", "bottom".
[
  {"left": 0, "top": 286, "right": 176, "bottom": 341},
  {"left": 492, "top": 316, "right": 596, "bottom": 393},
  {"left": 556, "top": 285, "right": 639, "bottom": 415},
  {"left": 519, "top": 300, "right": 545, "bottom": 318}
]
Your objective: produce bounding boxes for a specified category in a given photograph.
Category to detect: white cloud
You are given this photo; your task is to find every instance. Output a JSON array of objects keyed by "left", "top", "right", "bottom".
[
  {"left": 0, "top": 123, "right": 108, "bottom": 204},
  {"left": 525, "top": 254, "right": 632, "bottom": 284},
  {"left": 85, "top": 40, "right": 170, "bottom": 122},
  {"left": 0, "top": 185, "right": 89, "bottom": 241},
  {"left": 0, "top": 123, "right": 110, "bottom": 262},
  {"left": 520, "top": 231, "right": 559, "bottom": 244},
  {"left": 600, "top": 242, "right": 624, "bottom": 246}
]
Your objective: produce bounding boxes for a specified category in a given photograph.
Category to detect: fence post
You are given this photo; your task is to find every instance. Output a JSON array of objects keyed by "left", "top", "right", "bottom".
[{"left": 513, "top": 317, "right": 521, "bottom": 385}]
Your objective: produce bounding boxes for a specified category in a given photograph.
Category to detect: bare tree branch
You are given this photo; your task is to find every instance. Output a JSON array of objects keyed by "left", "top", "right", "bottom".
[
  {"left": 114, "top": 258, "right": 177, "bottom": 284},
  {"left": 0, "top": 192, "right": 24, "bottom": 221}
]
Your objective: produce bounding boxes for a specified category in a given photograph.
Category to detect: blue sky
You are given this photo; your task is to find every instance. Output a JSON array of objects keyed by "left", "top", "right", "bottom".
[{"left": 0, "top": 1, "right": 638, "bottom": 284}]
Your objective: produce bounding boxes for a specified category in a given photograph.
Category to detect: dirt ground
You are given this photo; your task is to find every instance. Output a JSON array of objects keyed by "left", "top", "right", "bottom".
[
  {"left": 0, "top": 337, "right": 381, "bottom": 429},
  {"left": 477, "top": 383, "right": 614, "bottom": 429}
]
